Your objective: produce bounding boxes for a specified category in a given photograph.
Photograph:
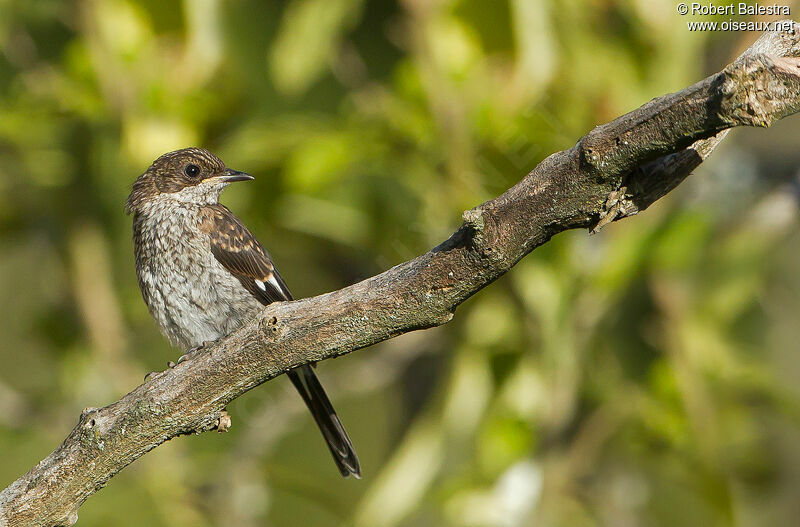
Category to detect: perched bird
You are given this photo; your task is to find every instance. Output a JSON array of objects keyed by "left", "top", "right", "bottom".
[{"left": 126, "top": 147, "right": 360, "bottom": 478}]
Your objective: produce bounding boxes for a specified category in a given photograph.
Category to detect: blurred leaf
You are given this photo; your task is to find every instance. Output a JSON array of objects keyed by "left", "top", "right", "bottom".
[{"left": 269, "top": 0, "right": 365, "bottom": 95}]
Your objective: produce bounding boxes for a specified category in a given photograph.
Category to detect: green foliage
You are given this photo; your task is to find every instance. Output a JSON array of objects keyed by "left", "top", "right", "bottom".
[{"left": 1, "top": 1, "right": 799, "bottom": 526}]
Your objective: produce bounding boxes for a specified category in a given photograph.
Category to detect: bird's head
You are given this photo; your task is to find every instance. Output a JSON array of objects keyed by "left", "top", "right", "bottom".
[{"left": 125, "top": 147, "right": 253, "bottom": 214}]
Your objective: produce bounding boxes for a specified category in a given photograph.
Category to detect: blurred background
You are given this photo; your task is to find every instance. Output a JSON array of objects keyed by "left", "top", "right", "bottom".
[{"left": 1, "top": 1, "right": 800, "bottom": 525}]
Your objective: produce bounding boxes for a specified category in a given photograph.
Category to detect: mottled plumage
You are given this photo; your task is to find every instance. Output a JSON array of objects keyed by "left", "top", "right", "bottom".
[
  {"left": 204, "top": 204, "right": 291, "bottom": 305},
  {"left": 127, "top": 148, "right": 361, "bottom": 478}
]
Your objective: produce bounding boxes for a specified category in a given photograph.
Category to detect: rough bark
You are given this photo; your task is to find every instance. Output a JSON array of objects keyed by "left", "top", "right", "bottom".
[{"left": 3, "top": 23, "right": 800, "bottom": 527}]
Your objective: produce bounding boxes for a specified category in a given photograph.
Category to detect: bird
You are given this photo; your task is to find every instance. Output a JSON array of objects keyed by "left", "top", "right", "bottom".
[{"left": 125, "top": 147, "right": 361, "bottom": 478}]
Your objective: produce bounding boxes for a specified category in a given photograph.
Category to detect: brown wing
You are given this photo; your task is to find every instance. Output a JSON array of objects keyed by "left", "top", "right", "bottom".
[
  {"left": 205, "top": 205, "right": 361, "bottom": 477},
  {"left": 205, "top": 204, "right": 293, "bottom": 305}
]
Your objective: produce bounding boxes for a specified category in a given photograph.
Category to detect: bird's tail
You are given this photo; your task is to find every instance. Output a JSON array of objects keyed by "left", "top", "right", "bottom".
[{"left": 287, "top": 365, "right": 361, "bottom": 478}]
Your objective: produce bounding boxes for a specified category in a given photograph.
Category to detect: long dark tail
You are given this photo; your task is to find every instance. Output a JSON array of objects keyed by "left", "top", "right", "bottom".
[{"left": 287, "top": 365, "right": 361, "bottom": 478}]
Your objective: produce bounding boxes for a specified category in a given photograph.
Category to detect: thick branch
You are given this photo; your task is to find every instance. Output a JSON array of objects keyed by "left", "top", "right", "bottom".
[{"left": 3, "top": 23, "right": 800, "bottom": 527}]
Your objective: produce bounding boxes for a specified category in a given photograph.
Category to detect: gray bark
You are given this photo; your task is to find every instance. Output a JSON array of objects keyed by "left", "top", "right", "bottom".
[{"left": 3, "top": 23, "right": 800, "bottom": 527}]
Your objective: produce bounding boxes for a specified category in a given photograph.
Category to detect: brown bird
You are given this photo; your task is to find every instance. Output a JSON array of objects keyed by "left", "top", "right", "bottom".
[{"left": 126, "top": 147, "right": 360, "bottom": 478}]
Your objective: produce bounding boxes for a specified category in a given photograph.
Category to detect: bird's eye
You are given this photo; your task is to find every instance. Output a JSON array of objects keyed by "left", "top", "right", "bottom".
[{"left": 184, "top": 164, "right": 201, "bottom": 178}]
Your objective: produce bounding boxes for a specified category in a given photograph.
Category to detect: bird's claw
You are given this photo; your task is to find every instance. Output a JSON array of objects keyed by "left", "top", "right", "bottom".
[
  {"left": 181, "top": 340, "right": 212, "bottom": 362},
  {"left": 171, "top": 340, "right": 214, "bottom": 366},
  {"left": 187, "top": 346, "right": 202, "bottom": 354}
]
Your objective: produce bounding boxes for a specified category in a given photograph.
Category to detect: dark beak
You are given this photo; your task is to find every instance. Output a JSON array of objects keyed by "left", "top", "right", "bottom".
[{"left": 218, "top": 169, "right": 255, "bottom": 183}]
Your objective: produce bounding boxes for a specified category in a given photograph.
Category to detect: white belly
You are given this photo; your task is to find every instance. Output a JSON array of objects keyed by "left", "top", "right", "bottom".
[{"left": 134, "top": 199, "right": 262, "bottom": 350}]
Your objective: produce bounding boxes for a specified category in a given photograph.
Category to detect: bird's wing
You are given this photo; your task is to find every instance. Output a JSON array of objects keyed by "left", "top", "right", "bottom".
[
  {"left": 204, "top": 204, "right": 293, "bottom": 305},
  {"left": 204, "top": 204, "right": 361, "bottom": 477}
]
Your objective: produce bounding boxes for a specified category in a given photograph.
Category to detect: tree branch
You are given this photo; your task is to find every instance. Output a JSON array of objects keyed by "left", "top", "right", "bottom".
[{"left": 3, "top": 23, "right": 800, "bottom": 527}]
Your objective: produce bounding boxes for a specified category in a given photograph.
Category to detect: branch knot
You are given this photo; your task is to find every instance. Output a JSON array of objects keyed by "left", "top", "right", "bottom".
[{"left": 462, "top": 207, "right": 486, "bottom": 249}]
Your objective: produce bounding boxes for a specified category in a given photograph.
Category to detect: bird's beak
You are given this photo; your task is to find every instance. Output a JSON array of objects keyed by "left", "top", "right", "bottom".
[{"left": 210, "top": 169, "right": 255, "bottom": 184}]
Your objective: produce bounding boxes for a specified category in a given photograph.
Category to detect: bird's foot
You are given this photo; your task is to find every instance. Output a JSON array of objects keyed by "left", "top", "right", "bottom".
[{"left": 175, "top": 340, "right": 213, "bottom": 364}]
